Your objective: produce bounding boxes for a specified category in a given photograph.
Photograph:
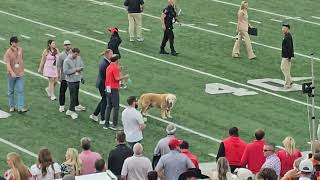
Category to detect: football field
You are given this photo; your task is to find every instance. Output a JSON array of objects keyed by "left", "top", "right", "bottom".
[{"left": 0, "top": 0, "right": 320, "bottom": 172}]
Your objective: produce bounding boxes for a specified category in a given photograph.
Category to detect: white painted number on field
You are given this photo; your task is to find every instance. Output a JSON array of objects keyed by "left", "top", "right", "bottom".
[
  {"left": 205, "top": 83, "right": 258, "bottom": 96},
  {"left": 247, "top": 78, "right": 301, "bottom": 92}
]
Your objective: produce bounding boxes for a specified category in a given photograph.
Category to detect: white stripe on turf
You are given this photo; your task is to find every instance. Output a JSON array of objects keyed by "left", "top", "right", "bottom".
[
  {"left": 207, "top": 23, "right": 219, "bottom": 27},
  {"left": 142, "top": 27, "right": 150, "bottom": 31},
  {"left": 45, "top": 33, "right": 56, "bottom": 38},
  {"left": 93, "top": 30, "right": 104, "bottom": 34},
  {"left": 118, "top": 29, "right": 127, "bottom": 33},
  {"left": 20, "top": 34, "right": 31, "bottom": 39},
  {"left": 250, "top": 20, "right": 261, "bottom": 24},
  {"left": 228, "top": 21, "right": 237, "bottom": 25},
  {"left": 0, "top": 37, "right": 5, "bottom": 41},
  {"left": 0, "top": 138, "right": 37, "bottom": 157},
  {"left": 311, "top": 16, "right": 320, "bottom": 20},
  {"left": 270, "top": 19, "right": 283, "bottom": 22}
]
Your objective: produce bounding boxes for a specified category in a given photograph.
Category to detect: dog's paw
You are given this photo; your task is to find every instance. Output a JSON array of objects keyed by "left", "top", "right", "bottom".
[
  {"left": 162, "top": 116, "right": 167, "bottom": 119},
  {"left": 168, "top": 115, "right": 172, "bottom": 118}
]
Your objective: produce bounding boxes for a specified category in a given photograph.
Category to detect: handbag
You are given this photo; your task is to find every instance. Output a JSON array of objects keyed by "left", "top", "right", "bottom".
[{"left": 248, "top": 27, "right": 258, "bottom": 36}]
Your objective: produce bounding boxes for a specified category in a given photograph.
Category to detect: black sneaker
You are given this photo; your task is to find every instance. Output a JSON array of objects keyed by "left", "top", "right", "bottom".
[
  {"left": 159, "top": 50, "right": 169, "bottom": 54},
  {"left": 171, "top": 51, "right": 179, "bottom": 56}
]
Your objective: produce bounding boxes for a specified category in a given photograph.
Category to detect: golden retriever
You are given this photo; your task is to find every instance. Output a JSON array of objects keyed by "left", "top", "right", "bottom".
[{"left": 138, "top": 93, "right": 177, "bottom": 119}]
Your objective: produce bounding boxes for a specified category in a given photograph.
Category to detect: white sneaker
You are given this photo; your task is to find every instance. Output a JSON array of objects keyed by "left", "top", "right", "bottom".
[
  {"left": 99, "top": 120, "right": 106, "bottom": 125},
  {"left": 51, "top": 95, "right": 57, "bottom": 101},
  {"left": 71, "top": 112, "right": 78, "bottom": 119},
  {"left": 45, "top": 87, "right": 51, "bottom": 97},
  {"left": 9, "top": 107, "right": 15, "bottom": 112},
  {"left": 129, "top": 38, "right": 135, "bottom": 42},
  {"left": 137, "top": 37, "right": 144, "bottom": 42},
  {"left": 66, "top": 110, "right": 73, "bottom": 116},
  {"left": 59, "top": 106, "right": 65, "bottom": 112},
  {"left": 75, "top": 105, "right": 86, "bottom": 112},
  {"left": 89, "top": 114, "right": 99, "bottom": 122}
]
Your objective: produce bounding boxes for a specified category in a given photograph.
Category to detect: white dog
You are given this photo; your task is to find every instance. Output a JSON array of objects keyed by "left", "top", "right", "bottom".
[{"left": 138, "top": 93, "right": 177, "bottom": 119}]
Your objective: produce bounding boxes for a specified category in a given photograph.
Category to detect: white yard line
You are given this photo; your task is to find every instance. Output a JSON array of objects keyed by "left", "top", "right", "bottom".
[
  {"left": 20, "top": 34, "right": 31, "bottom": 39},
  {"left": 208, "top": 0, "right": 320, "bottom": 27},
  {"left": 228, "top": 21, "right": 237, "bottom": 25},
  {"left": 142, "top": 27, "right": 151, "bottom": 31},
  {"left": 45, "top": 33, "right": 56, "bottom": 38},
  {"left": 207, "top": 23, "right": 219, "bottom": 27},
  {"left": 118, "top": 29, "right": 127, "bottom": 33},
  {"left": 270, "top": 18, "right": 283, "bottom": 23},
  {"left": 81, "top": 1, "right": 320, "bottom": 61},
  {"left": 250, "top": 20, "right": 261, "bottom": 24},
  {"left": 311, "top": 16, "right": 320, "bottom": 20},
  {"left": 0, "top": 138, "right": 37, "bottom": 157},
  {"left": 0, "top": 10, "right": 319, "bottom": 110},
  {"left": 93, "top": 30, "right": 104, "bottom": 34}
]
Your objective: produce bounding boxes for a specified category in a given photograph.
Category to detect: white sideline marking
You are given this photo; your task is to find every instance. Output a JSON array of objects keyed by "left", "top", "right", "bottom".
[
  {"left": 292, "top": 77, "right": 312, "bottom": 81},
  {"left": 93, "top": 30, "right": 104, "bottom": 34},
  {"left": 208, "top": 0, "right": 320, "bottom": 27},
  {"left": 142, "top": 27, "right": 151, "bottom": 31},
  {"left": 270, "top": 19, "right": 283, "bottom": 23},
  {"left": 228, "top": 21, "right": 237, "bottom": 25},
  {"left": 20, "top": 34, "right": 31, "bottom": 39},
  {"left": 207, "top": 23, "right": 219, "bottom": 27},
  {"left": 208, "top": 153, "right": 217, "bottom": 158},
  {"left": 0, "top": 60, "right": 222, "bottom": 144},
  {"left": 0, "top": 37, "right": 5, "bottom": 41},
  {"left": 0, "top": 138, "right": 37, "bottom": 157},
  {"left": 45, "top": 33, "right": 56, "bottom": 38},
  {"left": 250, "top": 20, "right": 261, "bottom": 24},
  {"left": 0, "top": 11, "right": 319, "bottom": 110},
  {"left": 118, "top": 29, "right": 127, "bottom": 33},
  {"left": 311, "top": 16, "right": 320, "bottom": 20},
  {"left": 80, "top": 1, "right": 320, "bottom": 61}
]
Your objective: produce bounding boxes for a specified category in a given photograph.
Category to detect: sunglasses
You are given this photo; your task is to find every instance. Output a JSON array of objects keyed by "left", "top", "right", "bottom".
[{"left": 263, "top": 149, "right": 273, "bottom": 152}]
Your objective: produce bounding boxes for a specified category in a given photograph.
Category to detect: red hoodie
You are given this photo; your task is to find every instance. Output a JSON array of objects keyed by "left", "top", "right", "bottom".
[
  {"left": 240, "top": 140, "right": 265, "bottom": 174},
  {"left": 276, "top": 149, "right": 302, "bottom": 177},
  {"left": 223, "top": 136, "right": 247, "bottom": 166}
]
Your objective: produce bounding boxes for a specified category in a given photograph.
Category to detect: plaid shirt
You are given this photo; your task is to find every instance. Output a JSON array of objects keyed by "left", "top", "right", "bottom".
[{"left": 262, "top": 154, "right": 281, "bottom": 178}]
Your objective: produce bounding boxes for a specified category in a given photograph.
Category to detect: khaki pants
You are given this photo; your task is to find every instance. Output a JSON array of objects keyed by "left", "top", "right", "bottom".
[
  {"left": 128, "top": 13, "right": 142, "bottom": 39},
  {"left": 281, "top": 58, "right": 292, "bottom": 86},
  {"left": 232, "top": 30, "right": 256, "bottom": 59}
]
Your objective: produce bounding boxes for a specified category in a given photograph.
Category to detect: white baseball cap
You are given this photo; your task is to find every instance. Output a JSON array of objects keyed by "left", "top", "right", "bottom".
[
  {"left": 299, "top": 159, "right": 314, "bottom": 173},
  {"left": 63, "top": 40, "right": 71, "bottom": 45},
  {"left": 235, "top": 168, "right": 254, "bottom": 180}
]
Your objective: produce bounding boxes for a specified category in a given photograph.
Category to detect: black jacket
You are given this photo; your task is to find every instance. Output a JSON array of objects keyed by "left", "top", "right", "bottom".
[
  {"left": 107, "top": 144, "right": 133, "bottom": 176},
  {"left": 108, "top": 33, "right": 122, "bottom": 58},
  {"left": 282, "top": 32, "right": 294, "bottom": 59}
]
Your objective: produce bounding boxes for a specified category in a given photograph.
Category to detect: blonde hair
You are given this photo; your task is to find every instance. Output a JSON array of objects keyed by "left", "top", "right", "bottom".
[
  {"left": 283, "top": 136, "right": 296, "bottom": 155},
  {"left": 64, "top": 148, "right": 81, "bottom": 175},
  {"left": 217, "top": 157, "right": 230, "bottom": 180},
  {"left": 240, "top": 1, "right": 248, "bottom": 10},
  {"left": 7, "top": 152, "right": 30, "bottom": 180}
]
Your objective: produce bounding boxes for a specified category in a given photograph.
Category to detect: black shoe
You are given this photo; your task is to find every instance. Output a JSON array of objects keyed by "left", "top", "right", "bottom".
[
  {"left": 159, "top": 50, "right": 169, "bottom": 54},
  {"left": 18, "top": 108, "right": 29, "bottom": 114},
  {"left": 171, "top": 51, "right": 179, "bottom": 56}
]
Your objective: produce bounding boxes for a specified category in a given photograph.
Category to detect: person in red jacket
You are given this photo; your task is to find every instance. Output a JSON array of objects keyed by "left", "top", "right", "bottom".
[
  {"left": 216, "top": 127, "right": 247, "bottom": 173},
  {"left": 276, "top": 136, "right": 302, "bottom": 177},
  {"left": 179, "top": 140, "right": 199, "bottom": 168},
  {"left": 240, "top": 129, "right": 266, "bottom": 174}
]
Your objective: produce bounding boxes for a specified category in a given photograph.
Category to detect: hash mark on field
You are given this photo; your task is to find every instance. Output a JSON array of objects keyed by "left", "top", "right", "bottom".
[
  {"left": 270, "top": 19, "right": 282, "bottom": 23},
  {"left": 118, "top": 29, "right": 127, "bottom": 33},
  {"left": 0, "top": 37, "right": 5, "bottom": 41},
  {"left": 45, "top": 33, "right": 56, "bottom": 38},
  {"left": 207, "top": 23, "right": 219, "bottom": 27},
  {"left": 142, "top": 27, "right": 151, "bottom": 31},
  {"left": 62, "top": 30, "right": 80, "bottom": 34},
  {"left": 93, "top": 30, "right": 104, "bottom": 34},
  {"left": 311, "top": 16, "right": 320, "bottom": 20},
  {"left": 228, "top": 21, "right": 237, "bottom": 25},
  {"left": 20, "top": 34, "right": 31, "bottom": 39},
  {"left": 208, "top": 153, "right": 217, "bottom": 158},
  {"left": 250, "top": 20, "right": 261, "bottom": 24}
]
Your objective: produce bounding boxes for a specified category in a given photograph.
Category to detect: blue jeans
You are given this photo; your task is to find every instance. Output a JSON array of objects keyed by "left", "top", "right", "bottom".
[{"left": 7, "top": 75, "right": 25, "bottom": 110}]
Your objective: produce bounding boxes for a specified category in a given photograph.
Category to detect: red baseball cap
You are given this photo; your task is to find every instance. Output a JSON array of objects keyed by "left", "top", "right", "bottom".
[
  {"left": 108, "top": 27, "right": 119, "bottom": 33},
  {"left": 168, "top": 138, "right": 183, "bottom": 148}
]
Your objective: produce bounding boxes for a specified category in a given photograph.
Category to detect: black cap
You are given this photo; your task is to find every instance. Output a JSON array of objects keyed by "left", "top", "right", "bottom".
[
  {"left": 178, "top": 168, "right": 209, "bottom": 180},
  {"left": 282, "top": 23, "right": 290, "bottom": 29},
  {"left": 10, "top": 36, "right": 18, "bottom": 45}
]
